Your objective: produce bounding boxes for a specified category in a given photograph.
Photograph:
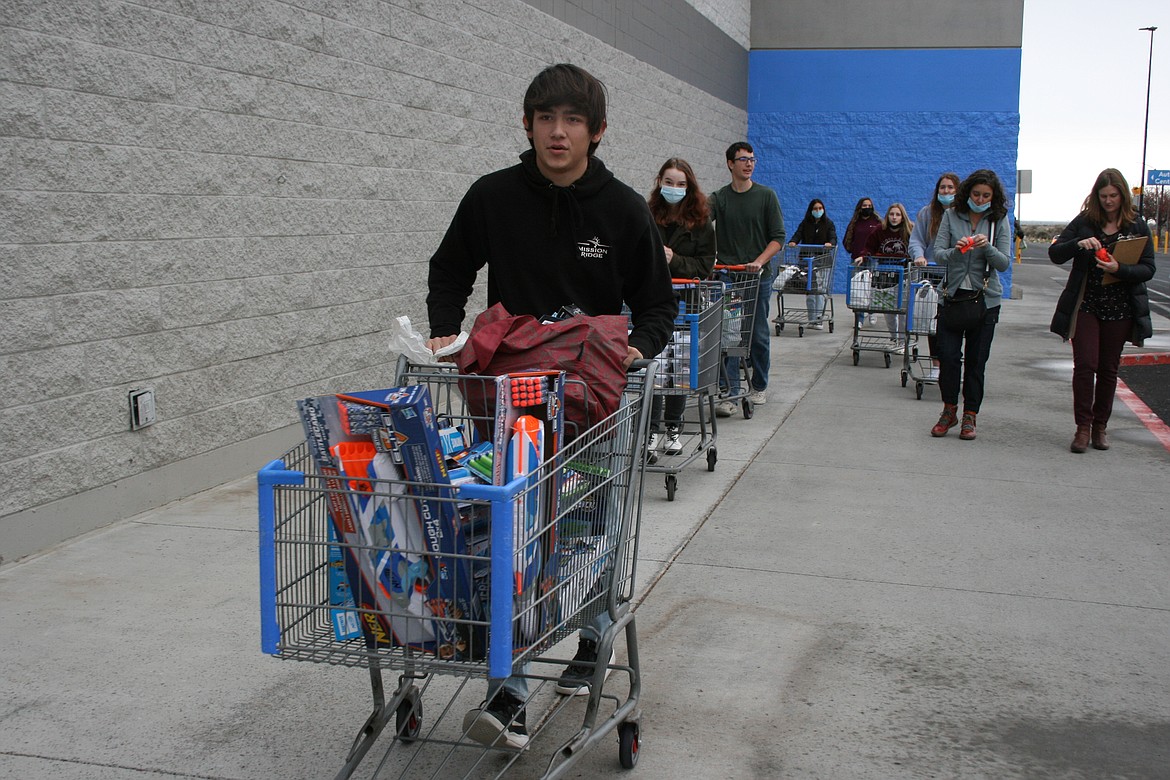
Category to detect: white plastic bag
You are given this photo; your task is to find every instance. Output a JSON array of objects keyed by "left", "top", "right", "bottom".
[
  {"left": 387, "top": 315, "right": 467, "bottom": 365},
  {"left": 914, "top": 281, "right": 939, "bottom": 334},
  {"left": 772, "top": 265, "right": 800, "bottom": 291},
  {"left": 850, "top": 269, "right": 872, "bottom": 309}
]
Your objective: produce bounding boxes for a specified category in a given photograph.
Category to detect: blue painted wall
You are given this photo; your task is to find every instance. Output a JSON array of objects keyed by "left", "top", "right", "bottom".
[{"left": 747, "top": 49, "right": 1021, "bottom": 295}]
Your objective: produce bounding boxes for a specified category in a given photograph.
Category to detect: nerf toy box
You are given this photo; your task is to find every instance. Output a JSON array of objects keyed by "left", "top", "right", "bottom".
[
  {"left": 488, "top": 372, "right": 566, "bottom": 648},
  {"left": 297, "top": 387, "right": 482, "bottom": 659}
]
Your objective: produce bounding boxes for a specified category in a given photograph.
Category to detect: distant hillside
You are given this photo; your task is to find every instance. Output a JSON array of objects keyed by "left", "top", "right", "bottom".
[{"left": 1019, "top": 222, "right": 1066, "bottom": 241}]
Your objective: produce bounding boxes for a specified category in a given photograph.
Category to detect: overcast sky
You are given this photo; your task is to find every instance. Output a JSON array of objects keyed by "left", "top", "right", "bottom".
[{"left": 1018, "top": 0, "right": 1168, "bottom": 221}]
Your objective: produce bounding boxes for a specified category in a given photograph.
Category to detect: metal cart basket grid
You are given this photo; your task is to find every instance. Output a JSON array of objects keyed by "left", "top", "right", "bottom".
[
  {"left": 713, "top": 265, "right": 762, "bottom": 418},
  {"left": 901, "top": 264, "right": 945, "bottom": 399},
  {"left": 772, "top": 243, "right": 837, "bottom": 337},
  {"left": 845, "top": 256, "right": 908, "bottom": 368},
  {"left": 645, "top": 279, "right": 723, "bottom": 500},
  {"left": 258, "top": 360, "right": 657, "bottom": 777}
]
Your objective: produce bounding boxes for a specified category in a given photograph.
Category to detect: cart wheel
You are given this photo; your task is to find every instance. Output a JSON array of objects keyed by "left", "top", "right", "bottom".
[
  {"left": 900, "top": 370, "right": 908, "bottom": 387},
  {"left": 798, "top": 326, "right": 805, "bottom": 337},
  {"left": 916, "top": 382, "right": 924, "bottom": 400},
  {"left": 828, "top": 321, "right": 834, "bottom": 333},
  {"left": 706, "top": 448, "right": 717, "bottom": 472},
  {"left": 775, "top": 324, "right": 783, "bottom": 336},
  {"left": 884, "top": 353, "right": 892, "bottom": 368},
  {"left": 618, "top": 722, "right": 640, "bottom": 769},
  {"left": 395, "top": 689, "right": 422, "bottom": 742},
  {"left": 852, "top": 350, "right": 860, "bottom": 366},
  {"left": 665, "top": 474, "right": 677, "bottom": 501},
  {"left": 742, "top": 399, "right": 753, "bottom": 419}
]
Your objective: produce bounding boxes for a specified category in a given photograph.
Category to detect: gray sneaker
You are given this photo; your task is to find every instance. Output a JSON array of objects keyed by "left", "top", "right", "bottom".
[
  {"left": 714, "top": 400, "right": 736, "bottom": 418},
  {"left": 747, "top": 388, "right": 767, "bottom": 405}
]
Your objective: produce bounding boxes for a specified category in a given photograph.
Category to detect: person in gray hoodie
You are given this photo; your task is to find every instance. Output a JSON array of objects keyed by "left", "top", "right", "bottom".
[{"left": 929, "top": 169, "right": 1013, "bottom": 441}]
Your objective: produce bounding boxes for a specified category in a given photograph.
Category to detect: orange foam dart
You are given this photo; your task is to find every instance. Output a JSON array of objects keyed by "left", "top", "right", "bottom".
[
  {"left": 510, "top": 376, "right": 545, "bottom": 408},
  {"left": 331, "top": 441, "right": 376, "bottom": 493}
]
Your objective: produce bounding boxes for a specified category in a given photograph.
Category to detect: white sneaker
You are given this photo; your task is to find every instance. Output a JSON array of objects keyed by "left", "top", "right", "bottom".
[
  {"left": 715, "top": 400, "right": 736, "bottom": 418},
  {"left": 647, "top": 433, "right": 661, "bottom": 452},
  {"left": 664, "top": 427, "right": 683, "bottom": 455},
  {"left": 808, "top": 322, "right": 824, "bottom": 330},
  {"left": 747, "top": 389, "right": 767, "bottom": 405}
]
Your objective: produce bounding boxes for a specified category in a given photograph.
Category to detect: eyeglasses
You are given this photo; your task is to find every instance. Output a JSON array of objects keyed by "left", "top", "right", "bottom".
[{"left": 733, "top": 156, "right": 757, "bottom": 164}]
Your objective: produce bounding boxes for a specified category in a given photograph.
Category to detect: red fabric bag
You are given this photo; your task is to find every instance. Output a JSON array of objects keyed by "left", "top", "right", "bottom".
[{"left": 456, "top": 303, "right": 628, "bottom": 441}]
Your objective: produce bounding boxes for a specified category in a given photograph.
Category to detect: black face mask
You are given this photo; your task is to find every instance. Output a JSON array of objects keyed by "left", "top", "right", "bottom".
[{"left": 860, "top": 207, "right": 874, "bottom": 218}]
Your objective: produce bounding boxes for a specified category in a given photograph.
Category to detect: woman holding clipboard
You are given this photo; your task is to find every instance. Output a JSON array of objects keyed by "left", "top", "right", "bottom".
[{"left": 1049, "top": 168, "right": 1156, "bottom": 453}]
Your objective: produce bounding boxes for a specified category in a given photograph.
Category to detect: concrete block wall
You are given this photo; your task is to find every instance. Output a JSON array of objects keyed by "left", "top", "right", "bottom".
[{"left": 0, "top": 0, "right": 747, "bottom": 564}]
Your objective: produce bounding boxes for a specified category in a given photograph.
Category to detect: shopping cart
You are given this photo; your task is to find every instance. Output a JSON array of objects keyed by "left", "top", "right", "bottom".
[
  {"left": 772, "top": 244, "right": 837, "bottom": 337},
  {"left": 713, "top": 264, "right": 762, "bottom": 418},
  {"left": 845, "top": 256, "right": 908, "bottom": 368},
  {"left": 645, "top": 279, "right": 722, "bottom": 500},
  {"left": 258, "top": 357, "right": 657, "bottom": 778},
  {"left": 902, "top": 264, "right": 944, "bottom": 399}
]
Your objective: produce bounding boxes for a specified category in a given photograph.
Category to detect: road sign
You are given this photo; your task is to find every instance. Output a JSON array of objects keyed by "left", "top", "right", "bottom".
[
  {"left": 1148, "top": 169, "right": 1170, "bottom": 186},
  {"left": 1017, "top": 169, "right": 1032, "bottom": 194}
]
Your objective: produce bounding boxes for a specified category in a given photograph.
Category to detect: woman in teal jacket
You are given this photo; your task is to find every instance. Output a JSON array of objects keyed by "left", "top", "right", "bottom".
[{"left": 929, "top": 169, "right": 1013, "bottom": 441}]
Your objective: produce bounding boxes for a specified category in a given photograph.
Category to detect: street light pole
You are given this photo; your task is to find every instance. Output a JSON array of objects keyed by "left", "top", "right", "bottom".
[{"left": 1138, "top": 26, "right": 1157, "bottom": 217}]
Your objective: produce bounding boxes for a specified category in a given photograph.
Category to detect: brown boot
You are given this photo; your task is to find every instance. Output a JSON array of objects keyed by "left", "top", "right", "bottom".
[
  {"left": 1070, "top": 424, "right": 1091, "bottom": 453},
  {"left": 1090, "top": 423, "right": 1109, "bottom": 450},
  {"left": 931, "top": 403, "right": 959, "bottom": 437},
  {"left": 959, "top": 411, "right": 977, "bottom": 440}
]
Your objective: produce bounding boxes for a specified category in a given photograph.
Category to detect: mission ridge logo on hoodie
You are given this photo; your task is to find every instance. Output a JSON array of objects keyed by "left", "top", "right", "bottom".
[{"left": 577, "top": 237, "right": 609, "bottom": 260}]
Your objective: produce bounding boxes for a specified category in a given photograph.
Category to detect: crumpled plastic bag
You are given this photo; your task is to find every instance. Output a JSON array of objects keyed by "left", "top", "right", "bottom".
[
  {"left": 772, "top": 265, "right": 800, "bottom": 291},
  {"left": 387, "top": 315, "right": 467, "bottom": 365}
]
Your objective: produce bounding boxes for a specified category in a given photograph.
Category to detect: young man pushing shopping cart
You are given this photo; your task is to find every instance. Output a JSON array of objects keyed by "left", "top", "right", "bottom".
[{"left": 425, "top": 63, "right": 676, "bottom": 749}]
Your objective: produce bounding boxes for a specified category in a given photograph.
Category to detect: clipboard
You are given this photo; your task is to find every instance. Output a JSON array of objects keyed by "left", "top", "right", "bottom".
[{"left": 1102, "top": 236, "right": 1148, "bottom": 285}]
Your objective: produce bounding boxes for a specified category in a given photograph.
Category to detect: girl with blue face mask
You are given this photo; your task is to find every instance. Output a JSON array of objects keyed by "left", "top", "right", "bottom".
[
  {"left": 908, "top": 172, "right": 961, "bottom": 369},
  {"left": 787, "top": 199, "right": 838, "bottom": 329},
  {"left": 929, "top": 169, "right": 1012, "bottom": 442},
  {"left": 645, "top": 157, "right": 716, "bottom": 457}
]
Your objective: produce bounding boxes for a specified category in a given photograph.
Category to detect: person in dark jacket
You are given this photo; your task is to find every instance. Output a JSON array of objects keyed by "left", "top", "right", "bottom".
[
  {"left": 646, "top": 156, "right": 716, "bottom": 456},
  {"left": 787, "top": 199, "right": 837, "bottom": 328},
  {"left": 1049, "top": 168, "right": 1155, "bottom": 453},
  {"left": 425, "top": 63, "right": 676, "bottom": 751}
]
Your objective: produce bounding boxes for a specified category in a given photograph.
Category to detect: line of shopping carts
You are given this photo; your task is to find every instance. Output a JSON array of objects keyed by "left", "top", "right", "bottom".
[
  {"left": 846, "top": 257, "right": 945, "bottom": 396},
  {"left": 772, "top": 244, "right": 837, "bottom": 337},
  {"left": 257, "top": 263, "right": 771, "bottom": 776}
]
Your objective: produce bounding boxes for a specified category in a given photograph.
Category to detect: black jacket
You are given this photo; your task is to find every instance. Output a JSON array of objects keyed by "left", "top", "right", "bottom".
[
  {"left": 1048, "top": 214, "right": 1155, "bottom": 344},
  {"left": 789, "top": 216, "right": 837, "bottom": 248},
  {"left": 427, "top": 150, "right": 677, "bottom": 359},
  {"left": 659, "top": 218, "right": 716, "bottom": 281}
]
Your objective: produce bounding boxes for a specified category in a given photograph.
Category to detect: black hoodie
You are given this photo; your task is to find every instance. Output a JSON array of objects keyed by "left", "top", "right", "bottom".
[{"left": 427, "top": 150, "right": 677, "bottom": 360}]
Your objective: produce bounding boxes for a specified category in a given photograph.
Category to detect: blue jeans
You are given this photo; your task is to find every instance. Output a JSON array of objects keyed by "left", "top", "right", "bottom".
[{"left": 725, "top": 263, "right": 775, "bottom": 394}]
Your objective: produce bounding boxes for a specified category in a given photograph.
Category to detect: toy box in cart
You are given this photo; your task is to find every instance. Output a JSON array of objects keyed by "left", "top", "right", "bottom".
[{"left": 297, "top": 386, "right": 481, "bottom": 660}]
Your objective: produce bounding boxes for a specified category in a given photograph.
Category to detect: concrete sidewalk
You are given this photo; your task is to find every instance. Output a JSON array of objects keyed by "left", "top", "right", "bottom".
[{"left": 2, "top": 261, "right": 1168, "bottom": 779}]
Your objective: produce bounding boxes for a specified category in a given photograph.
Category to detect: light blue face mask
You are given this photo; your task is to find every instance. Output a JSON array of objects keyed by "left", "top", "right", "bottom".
[
  {"left": 811, "top": 208, "right": 825, "bottom": 219},
  {"left": 660, "top": 185, "right": 686, "bottom": 204},
  {"left": 937, "top": 193, "right": 955, "bottom": 206},
  {"left": 968, "top": 197, "right": 991, "bottom": 213}
]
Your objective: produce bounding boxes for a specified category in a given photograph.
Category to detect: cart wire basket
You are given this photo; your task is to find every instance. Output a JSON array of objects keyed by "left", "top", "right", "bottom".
[
  {"left": 645, "top": 279, "right": 723, "bottom": 500},
  {"left": 845, "top": 255, "right": 908, "bottom": 368},
  {"left": 772, "top": 243, "right": 837, "bottom": 337},
  {"left": 258, "top": 357, "right": 658, "bottom": 778},
  {"left": 901, "top": 263, "right": 944, "bottom": 399},
  {"left": 712, "top": 264, "right": 762, "bottom": 418}
]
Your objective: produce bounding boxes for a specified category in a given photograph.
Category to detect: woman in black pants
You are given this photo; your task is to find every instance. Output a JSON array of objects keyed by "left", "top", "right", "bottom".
[
  {"left": 929, "top": 169, "right": 1013, "bottom": 441},
  {"left": 1049, "top": 168, "right": 1155, "bottom": 453}
]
